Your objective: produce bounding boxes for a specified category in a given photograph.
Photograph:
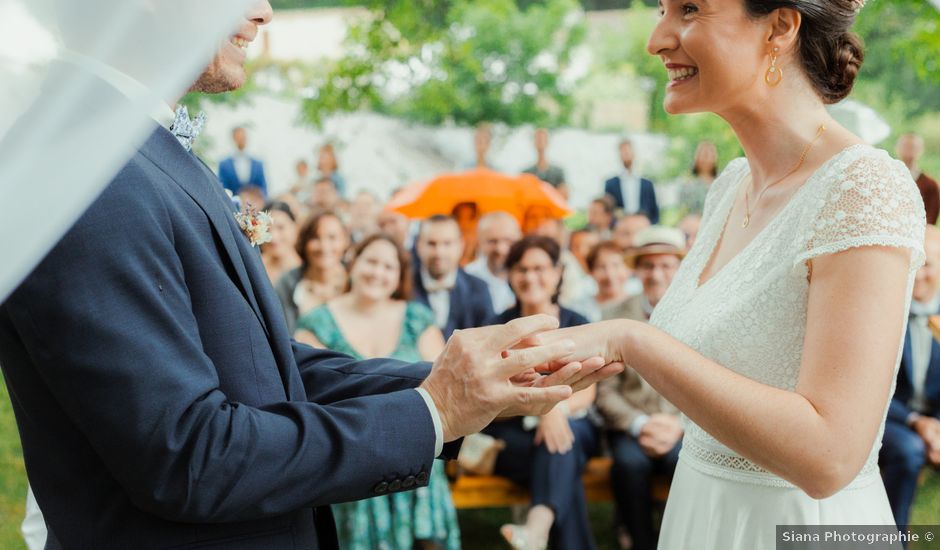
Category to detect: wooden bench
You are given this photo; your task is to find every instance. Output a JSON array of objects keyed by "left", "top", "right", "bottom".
[{"left": 449, "top": 457, "right": 671, "bottom": 509}]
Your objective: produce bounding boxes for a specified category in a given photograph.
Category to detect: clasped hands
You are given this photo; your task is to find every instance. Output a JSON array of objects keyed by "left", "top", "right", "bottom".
[{"left": 420, "top": 315, "right": 626, "bottom": 443}]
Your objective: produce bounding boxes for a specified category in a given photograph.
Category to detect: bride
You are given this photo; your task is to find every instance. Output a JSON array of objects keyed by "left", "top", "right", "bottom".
[{"left": 546, "top": 0, "right": 926, "bottom": 548}]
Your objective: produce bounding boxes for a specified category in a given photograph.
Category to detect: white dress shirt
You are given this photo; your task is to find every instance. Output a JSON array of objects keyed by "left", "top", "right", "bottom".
[
  {"left": 465, "top": 257, "right": 515, "bottom": 314},
  {"left": 619, "top": 168, "right": 642, "bottom": 214},
  {"left": 421, "top": 268, "right": 458, "bottom": 330},
  {"left": 232, "top": 151, "right": 252, "bottom": 184},
  {"left": 909, "top": 296, "right": 939, "bottom": 414}
]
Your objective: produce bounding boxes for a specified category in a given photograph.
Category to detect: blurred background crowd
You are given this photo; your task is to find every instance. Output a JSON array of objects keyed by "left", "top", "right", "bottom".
[{"left": 214, "top": 123, "right": 940, "bottom": 550}]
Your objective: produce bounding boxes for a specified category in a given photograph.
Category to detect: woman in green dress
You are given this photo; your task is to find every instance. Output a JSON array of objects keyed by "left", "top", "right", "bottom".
[{"left": 295, "top": 233, "right": 461, "bottom": 550}]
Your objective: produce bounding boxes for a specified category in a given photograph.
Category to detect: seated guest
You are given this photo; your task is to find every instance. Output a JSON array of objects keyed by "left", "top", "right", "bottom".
[
  {"left": 413, "top": 215, "right": 494, "bottom": 339},
  {"left": 570, "top": 229, "right": 600, "bottom": 276},
  {"left": 218, "top": 126, "right": 267, "bottom": 197},
  {"left": 677, "top": 213, "right": 702, "bottom": 251},
  {"left": 587, "top": 197, "right": 615, "bottom": 239},
  {"left": 522, "top": 205, "right": 555, "bottom": 236},
  {"left": 274, "top": 211, "right": 350, "bottom": 334},
  {"left": 465, "top": 211, "right": 522, "bottom": 314},
  {"left": 604, "top": 139, "right": 659, "bottom": 224},
  {"left": 238, "top": 185, "right": 266, "bottom": 213},
  {"left": 612, "top": 213, "right": 652, "bottom": 296},
  {"left": 378, "top": 208, "right": 413, "bottom": 250},
  {"left": 587, "top": 241, "right": 632, "bottom": 321},
  {"left": 260, "top": 201, "right": 301, "bottom": 284},
  {"left": 485, "top": 236, "right": 599, "bottom": 550},
  {"left": 598, "top": 226, "right": 685, "bottom": 550},
  {"left": 563, "top": 229, "right": 601, "bottom": 320},
  {"left": 612, "top": 213, "right": 651, "bottom": 252},
  {"left": 347, "top": 190, "right": 380, "bottom": 243},
  {"left": 294, "top": 234, "right": 460, "bottom": 550},
  {"left": 308, "top": 177, "right": 341, "bottom": 212},
  {"left": 880, "top": 225, "right": 940, "bottom": 530}
]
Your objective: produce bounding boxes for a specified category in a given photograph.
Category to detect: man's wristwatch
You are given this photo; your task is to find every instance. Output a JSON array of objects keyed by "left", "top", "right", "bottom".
[{"left": 907, "top": 411, "right": 923, "bottom": 428}]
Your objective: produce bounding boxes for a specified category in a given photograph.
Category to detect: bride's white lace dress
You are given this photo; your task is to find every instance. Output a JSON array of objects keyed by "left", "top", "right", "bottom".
[{"left": 651, "top": 144, "right": 926, "bottom": 550}]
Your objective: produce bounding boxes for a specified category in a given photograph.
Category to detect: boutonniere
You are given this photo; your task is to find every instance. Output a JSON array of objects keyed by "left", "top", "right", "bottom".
[{"left": 235, "top": 207, "right": 274, "bottom": 247}]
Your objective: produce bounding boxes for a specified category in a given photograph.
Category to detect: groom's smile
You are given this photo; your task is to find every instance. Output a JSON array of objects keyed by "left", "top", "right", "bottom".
[{"left": 190, "top": 1, "right": 272, "bottom": 94}]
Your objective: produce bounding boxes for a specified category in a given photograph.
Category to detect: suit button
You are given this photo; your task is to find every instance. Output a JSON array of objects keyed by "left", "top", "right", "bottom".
[
  {"left": 374, "top": 481, "right": 389, "bottom": 495},
  {"left": 415, "top": 471, "right": 429, "bottom": 485},
  {"left": 388, "top": 479, "right": 402, "bottom": 492},
  {"left": 403, "top": 476, "right": 416, "bottom": 489}
]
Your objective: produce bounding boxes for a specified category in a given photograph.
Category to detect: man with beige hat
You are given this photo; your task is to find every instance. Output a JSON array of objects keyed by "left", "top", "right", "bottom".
[{"left": 597, "top": 225, "right": 685, "bottom": 550}]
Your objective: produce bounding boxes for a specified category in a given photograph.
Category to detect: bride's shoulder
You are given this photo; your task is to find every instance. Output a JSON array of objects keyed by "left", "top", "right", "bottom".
[
  {"left": 817, "top": 144, "right": 921, "bottom": 207},
  {"left": 824, "top": 144, "right": 913, "bottom": 188}
]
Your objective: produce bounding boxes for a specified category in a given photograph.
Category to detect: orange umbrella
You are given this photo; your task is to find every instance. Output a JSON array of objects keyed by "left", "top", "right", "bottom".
[{"left": 385, "top": 168, "right": 571, "bottom": 223}]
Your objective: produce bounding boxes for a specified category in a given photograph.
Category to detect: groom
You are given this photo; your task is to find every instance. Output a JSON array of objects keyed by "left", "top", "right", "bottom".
[{"left": 0, "top": 2, "right": 616, "bottom": 549}]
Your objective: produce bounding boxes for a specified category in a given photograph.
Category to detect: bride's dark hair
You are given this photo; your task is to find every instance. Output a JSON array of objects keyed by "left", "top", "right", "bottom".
[{"left": 744, "top": 0, "right": 864, "bottom": 104}]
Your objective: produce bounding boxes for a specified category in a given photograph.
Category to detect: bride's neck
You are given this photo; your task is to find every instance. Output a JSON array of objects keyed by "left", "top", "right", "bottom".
[{"left": 719, "top": 89, "right": 835, "bottom": 186}]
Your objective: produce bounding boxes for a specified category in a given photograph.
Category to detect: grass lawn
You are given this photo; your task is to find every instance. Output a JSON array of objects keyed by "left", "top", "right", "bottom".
[{"left": 0, "top": 380, "right": 937, "bottom": 549}]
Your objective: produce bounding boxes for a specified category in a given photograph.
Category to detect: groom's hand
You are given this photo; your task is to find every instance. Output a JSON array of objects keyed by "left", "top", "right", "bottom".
[{"left": 419, "top": 315, "right": 578, "bottom": 442}]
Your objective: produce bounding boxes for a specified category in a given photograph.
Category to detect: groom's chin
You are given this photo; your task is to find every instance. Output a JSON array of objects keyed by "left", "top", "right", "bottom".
[{"left": 190, "top": 61, "right": 248, "bottom": 95}]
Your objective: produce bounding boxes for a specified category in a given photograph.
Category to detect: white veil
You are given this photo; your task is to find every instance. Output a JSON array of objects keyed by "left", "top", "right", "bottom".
[{"left": 0, "top": 0, "right": 254, "bottom": 301}]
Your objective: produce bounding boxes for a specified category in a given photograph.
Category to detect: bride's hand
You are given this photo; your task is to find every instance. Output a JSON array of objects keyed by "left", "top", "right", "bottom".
[
  {"left": 500, "top": 357, "right": 620, "bottom": 418},
  {"left": 536, "top": 320, "right": 633, "bottom": 366}
]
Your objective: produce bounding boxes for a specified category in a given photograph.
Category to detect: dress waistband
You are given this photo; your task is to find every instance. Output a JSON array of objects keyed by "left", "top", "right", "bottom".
[{"left": 680, "top": 435, "right": 881, "bottom": 490}]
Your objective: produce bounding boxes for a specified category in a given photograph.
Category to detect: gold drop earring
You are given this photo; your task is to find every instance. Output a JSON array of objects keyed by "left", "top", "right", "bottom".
[{"left": 765, "top": 47, "right": 783, "bottom": 87}]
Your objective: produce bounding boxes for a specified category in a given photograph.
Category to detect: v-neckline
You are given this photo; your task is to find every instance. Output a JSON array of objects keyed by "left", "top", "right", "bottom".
[{"left": 695, "top": 143, "right": 867, "bottom": 291}]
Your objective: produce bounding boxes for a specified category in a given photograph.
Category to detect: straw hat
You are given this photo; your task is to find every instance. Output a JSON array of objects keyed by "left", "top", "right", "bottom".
[{"left": 624, "top": 226, "right": 687, "bottom": 269}]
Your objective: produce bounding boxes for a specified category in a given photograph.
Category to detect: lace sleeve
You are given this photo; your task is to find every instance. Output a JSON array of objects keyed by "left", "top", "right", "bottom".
[{"left": 796, "top": 152, "right": 926, "bottom": 272}]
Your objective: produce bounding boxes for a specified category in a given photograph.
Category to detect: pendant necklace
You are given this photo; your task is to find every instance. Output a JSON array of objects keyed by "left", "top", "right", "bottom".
[{"left": 742, "top": 124, "right": 827, "bottom": 229}]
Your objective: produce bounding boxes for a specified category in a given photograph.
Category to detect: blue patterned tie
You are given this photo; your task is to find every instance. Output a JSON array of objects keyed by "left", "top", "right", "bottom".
[{"left": 169, "top": 105, "right": 207, "bottom": 152}]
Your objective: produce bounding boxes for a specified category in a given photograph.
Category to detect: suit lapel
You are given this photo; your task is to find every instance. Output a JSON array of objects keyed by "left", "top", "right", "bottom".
[
  {"left": 187, "top": 153, "right": 300, "bottom": 397},
  {"left": 140, "top": 128, "right": 269, "bottom": 338}
]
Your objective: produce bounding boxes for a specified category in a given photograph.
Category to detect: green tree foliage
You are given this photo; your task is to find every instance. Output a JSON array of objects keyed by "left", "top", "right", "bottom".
[
  {"left": 300, "top": 0, "right": 586, "bottom": 127},
  {"left": 852, "top": 0, "right": 940, "bottom": 127}
]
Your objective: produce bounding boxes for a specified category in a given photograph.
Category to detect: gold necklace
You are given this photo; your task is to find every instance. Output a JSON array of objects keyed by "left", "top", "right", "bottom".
[{"left": 742, "top": 124, "right": 827, "bottom": 228}]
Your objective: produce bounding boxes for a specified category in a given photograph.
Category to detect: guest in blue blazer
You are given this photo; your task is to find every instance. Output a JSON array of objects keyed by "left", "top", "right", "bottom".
[
  {"left": 412, "top": 215, "right": 495, "bottom": 340},
  {"left": 880, "top": 225, "right": 940, "bottom": 530},
  {"left": 218, "top": 125, "right": 268, "bottom": 198},
  {"left": 604, "top": 139, "right": 660, "bottom": 224},
  {"left": 0, "top": 4, "right": 612, "bottom": 548}
]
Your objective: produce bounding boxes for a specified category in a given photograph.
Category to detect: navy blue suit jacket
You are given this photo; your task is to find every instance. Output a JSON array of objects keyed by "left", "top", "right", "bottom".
[
  {"left": 411, "top": 269, "right": 494, "bottom": 340},
  {"left": 888, "top": 317, "right": 940, "bottom": 424},
  {"left": 218, "top": 155, "right": 267, "bottom": 197},
  {"left": 0, "top": 126, "right": 450, "bottom": 549},
  {"left": 604, "top": 175, "right": 660, "bottom": 224}
]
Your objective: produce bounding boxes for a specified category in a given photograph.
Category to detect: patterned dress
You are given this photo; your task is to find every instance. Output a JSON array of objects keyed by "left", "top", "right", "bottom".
[{"left": 296, "top": 301, "right": 461, "bottom": 550}]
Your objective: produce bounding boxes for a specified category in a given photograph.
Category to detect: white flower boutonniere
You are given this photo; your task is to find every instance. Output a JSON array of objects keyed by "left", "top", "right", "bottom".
[{"left": 235, "top": 207, "right": 274, "bottom": 247}]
